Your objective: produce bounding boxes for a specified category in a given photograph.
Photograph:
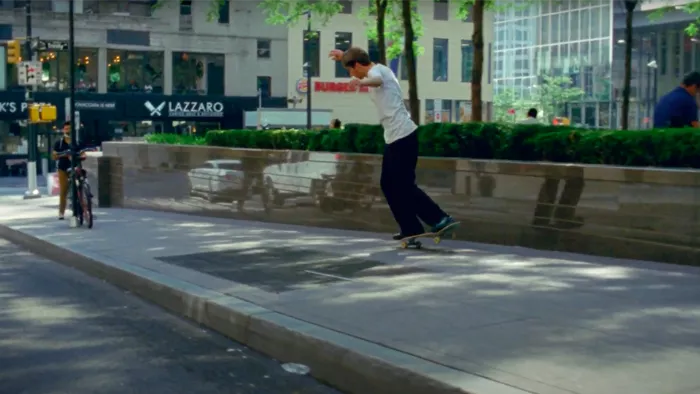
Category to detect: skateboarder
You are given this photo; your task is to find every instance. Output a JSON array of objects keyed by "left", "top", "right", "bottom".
[{"left": 328, "top": 47, "right": 457, "bottom": 245}]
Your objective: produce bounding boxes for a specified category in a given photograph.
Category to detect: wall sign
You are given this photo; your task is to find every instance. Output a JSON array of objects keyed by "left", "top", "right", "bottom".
[
  {"left": 296, "top": 78, "right": 308, "bottom": 94},
  {"left": 0, "top": 101, "right": 27, "bottom": 114},
  {"left": 144, "top": 100, "right": 224, "bottom": 118},
  {"left": 314, "top": 81, "right": 369, "bottom": 93}
]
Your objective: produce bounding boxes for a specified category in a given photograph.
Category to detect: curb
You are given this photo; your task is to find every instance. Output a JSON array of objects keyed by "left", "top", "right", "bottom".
[{"left": 0, "top": 224, "right": 528, "bottom": 394}]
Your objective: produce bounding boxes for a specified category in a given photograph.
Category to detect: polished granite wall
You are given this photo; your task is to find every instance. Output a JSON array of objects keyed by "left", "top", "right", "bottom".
[{"left": 101, "top": 142, "right": 700, "bottom": 265}]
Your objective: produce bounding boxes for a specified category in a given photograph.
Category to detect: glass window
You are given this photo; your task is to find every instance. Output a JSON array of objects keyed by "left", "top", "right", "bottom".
[
  {"left": 456, "top": 100, "right": 471, "bottom": 122},
  {"left": 180, "top": 0, "right": 192, "bottom": 15},
  {"left": 171, "top": 52, "right": 225, "bottom": 95},
  {"left": 335, "top": 32, "right": 352, "bottom": 78},
  {"left": 434, "top": 0, "right": 448, "bottom": 21},
  {"left": 303, "top": 30, "right": 321, "bottom": 78},
  {"left": 672, "top": 30, "right": 680, "bottom": 77},
  {"left": 400, "top": 55, "right": 409, "bottom": 80},
  {"left": 551, "top": 13, "right": 559, "bottom": 43},
  {"left": 338, "top": 0, "right": 352, "bottom": 14},
  {"left": 540, "top": 15, "right": 550, "bottom": 44},
  {"left": 257, "top": 76, "right": 271, "bottom": 98},
  {"left": 433, "top": 38, "right": 448, "bottom": 82},
  {"left": 591, "top": 8, "right": 601, "bottom": 39},
  {"left": 442, "top": 99, "right": 453, "bottom": 122},
  {"left": 107, "top": 50, "right": 164, "bottom": 93},
  {"left": 35, "top": 47, "right": 98, "bottom": 92},
  {"left": 461, "top": 40, "right": 473, "bottom": 82},
  {"left": 257, "top": 39, "right": 271, "bottom": 59},
  {"left": 600, "top": 4, "right": 611, "bottom": 38},
  {"left": 218, "top": 0, "right": 230, "bottom": 23},
  {"left": 559, "top": 12, "right": 568, "bottom": 43},
  {"left": 660, "top": 31, "right": 667, "bottom": 75},
  {"left": 425, "top": 99, "right": 434, "bottom": 124},
  {"left": 580, "top": 9, "right": 589, "bottom": 40},
  {"left": 570, "top": 11, "right": 579, "bottom": 41}
]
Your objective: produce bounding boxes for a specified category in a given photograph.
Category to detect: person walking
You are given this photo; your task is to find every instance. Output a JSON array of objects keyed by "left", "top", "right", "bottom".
[
  {"left": 519, "top": 108, "right": 540, "bottom": 124},
  {"left": 653, "top": 71, "right": 700, "bottom": 129},
  {"left": 328, "top": 47, "right": 458, "bottom": 245},
  {"left": 51, "top": 121, "right": 86, "bottom": 220}
]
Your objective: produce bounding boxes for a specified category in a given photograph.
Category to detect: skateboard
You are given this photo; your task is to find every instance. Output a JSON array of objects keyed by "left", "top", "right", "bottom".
[{"left": 399, "top": 221, "right": 461, "bottom": 249}]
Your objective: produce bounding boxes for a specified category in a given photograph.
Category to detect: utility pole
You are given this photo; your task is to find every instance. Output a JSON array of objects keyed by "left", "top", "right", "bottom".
[
  {"left": 23, "top": 0, "right": 40, "bottom": 199},
  {"left": 305, "top": 11, "right": 312, "bottom": 130},
  {"left": 69, "top": 0, "right": 78, "bottom": 224}
]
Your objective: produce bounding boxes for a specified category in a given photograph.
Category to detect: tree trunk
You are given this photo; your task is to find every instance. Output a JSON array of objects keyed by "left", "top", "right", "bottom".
[
  {"left": 471, "top": 0, "right": 485, "bottom": 122},
  {"left": 621, "top": 0, "right": 637, "bottom": 130},
  {"left": 401, "top": 0, "right": 419, "bottom": 123},
  {"left": 376, "top": 0, "right": 388, "bottom": 65}
]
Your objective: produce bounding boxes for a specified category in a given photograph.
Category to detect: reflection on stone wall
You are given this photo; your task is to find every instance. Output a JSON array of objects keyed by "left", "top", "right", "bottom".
[{"left": 101, "top": 142, "right": 700, "bottom": 265}]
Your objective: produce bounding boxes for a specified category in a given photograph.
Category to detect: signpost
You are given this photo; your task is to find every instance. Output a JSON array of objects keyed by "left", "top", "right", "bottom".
[
  {"left": 36, "top": 40, "right": 69, "bottom": 51},
  {"left": 17, "top": 61, "right": 41, "bottom": 86}
]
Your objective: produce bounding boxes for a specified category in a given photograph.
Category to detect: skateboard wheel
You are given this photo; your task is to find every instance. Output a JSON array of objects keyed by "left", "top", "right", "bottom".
[
  {"left": 401, "top": 242, "right": 408, "bottom": 249},
  {"left": 434, "top": 237, "right": 440, "bottom": 244},
  {"left": 452, "top": 232, "right": 457, "bottom": 240}
]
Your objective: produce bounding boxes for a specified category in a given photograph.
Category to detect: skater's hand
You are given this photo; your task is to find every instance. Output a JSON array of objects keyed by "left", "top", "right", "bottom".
[
  {"left": 328, "top": 49, "right": 344, "bottom": 62},
  {"left": 347, "top": 78, "right": 362, "bottom": 91}
]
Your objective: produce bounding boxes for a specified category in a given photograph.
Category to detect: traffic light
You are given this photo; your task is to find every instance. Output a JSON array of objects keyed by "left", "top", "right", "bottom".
[{"left": 6, "top": 40, "right": 21, "bottom": 64}]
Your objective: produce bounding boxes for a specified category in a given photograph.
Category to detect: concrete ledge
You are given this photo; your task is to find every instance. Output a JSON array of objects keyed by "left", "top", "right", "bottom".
[{"left": 0, "top": 224, "right": 529, "bottom": 394}]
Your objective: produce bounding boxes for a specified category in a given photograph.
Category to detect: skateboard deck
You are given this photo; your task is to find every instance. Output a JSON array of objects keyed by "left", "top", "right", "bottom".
[{"left": 398, "top": 222, "right": 461, "bottom": 249}]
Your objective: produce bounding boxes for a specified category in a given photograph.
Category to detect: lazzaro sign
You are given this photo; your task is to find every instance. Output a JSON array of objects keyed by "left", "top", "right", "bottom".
[{"left": 144, "top": 100, "right": 224, "bottom": 118}]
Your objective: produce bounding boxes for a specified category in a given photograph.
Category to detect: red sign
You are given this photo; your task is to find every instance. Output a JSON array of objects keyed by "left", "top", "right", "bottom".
[
  {"left": 314, "top": 81, "right": 369, "bottom": 93},
  {"left": 507, "top": 108, "right": 515, "bottom": 115}
]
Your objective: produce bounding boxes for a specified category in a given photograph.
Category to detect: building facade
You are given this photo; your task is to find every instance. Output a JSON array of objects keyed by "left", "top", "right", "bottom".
[
  {"left": 494, "top": 0, "right": 699, "bottom": 129},
  {"left": 0, "top": 0, "right": 290, "bottom": 161},
  {"left": 286, "top": 0, "right": 494, "bottom": 125}
]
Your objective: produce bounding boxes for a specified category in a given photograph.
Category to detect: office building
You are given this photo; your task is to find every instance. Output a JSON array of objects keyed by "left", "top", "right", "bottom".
[{"left": 494, "top": 0, "right": 698, "bottom": 128}]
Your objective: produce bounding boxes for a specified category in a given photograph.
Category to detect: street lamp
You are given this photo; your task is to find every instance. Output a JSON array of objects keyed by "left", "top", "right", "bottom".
[
  {"left": 303, "top": 11, "right": 312, "bottom": 130},
  {"left": 23, "top": 0, "right": 40, "bottom": 200},
  {"left": 69, "top": 0, "right": 78, "bottom": 223}
]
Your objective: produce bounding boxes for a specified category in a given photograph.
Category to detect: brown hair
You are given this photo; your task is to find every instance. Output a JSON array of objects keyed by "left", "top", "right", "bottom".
[{"left": 341, "top": 47, "right": 372, "bottom": 68}]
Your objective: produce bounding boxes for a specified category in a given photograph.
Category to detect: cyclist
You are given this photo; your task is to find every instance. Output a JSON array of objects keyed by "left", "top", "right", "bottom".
[{"left": 52, "top": 121, "right": 86, "bottom": 220}]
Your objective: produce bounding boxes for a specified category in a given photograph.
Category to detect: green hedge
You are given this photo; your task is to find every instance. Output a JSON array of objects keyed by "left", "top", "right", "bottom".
[{"left": 144, "top": 123, "right": 700, "bottom": 168}]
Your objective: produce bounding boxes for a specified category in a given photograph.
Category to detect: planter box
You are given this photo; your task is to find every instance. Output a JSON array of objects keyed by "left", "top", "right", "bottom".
[{"left": 100, "top": 141, "right": 700, "bottom": 265}]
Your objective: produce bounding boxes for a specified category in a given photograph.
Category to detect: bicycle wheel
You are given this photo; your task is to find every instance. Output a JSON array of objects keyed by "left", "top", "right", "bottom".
[
  {"left": 80, "top": 183, "right": 93, "bottom": 229},
  {"left": 84, "top": 183, "right": 93, "bottom": 229}
]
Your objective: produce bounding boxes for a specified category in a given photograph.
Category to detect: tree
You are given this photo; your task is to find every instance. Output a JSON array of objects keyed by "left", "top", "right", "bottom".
[
  {"left": 493, "top": 89, "right": 529, "bottom": 122},
  {"left": 258, "top": 0, "right": 343, "bottom": 26},
  {"left": 529, "top": 76, "right": 585, "bottom": 122},
  {"left": 456, "top": 0, "right": 487, "bottom": 121},
  {"left": 359, "top": 0, "right": 424, "bottom": 64},
  {"left": 621, "top": 0, "right": 639, "bottom": 130},
  {"left": 649, "top": 1, "right": 700, "bottom": 37},
  {"left": 401, "top": 0, "right": 420, "bottom": 124}
]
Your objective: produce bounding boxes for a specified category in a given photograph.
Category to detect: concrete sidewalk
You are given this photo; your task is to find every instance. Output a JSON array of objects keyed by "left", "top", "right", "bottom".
[{"left": 2, "top": 197, "right": 700, "bottom": 394}]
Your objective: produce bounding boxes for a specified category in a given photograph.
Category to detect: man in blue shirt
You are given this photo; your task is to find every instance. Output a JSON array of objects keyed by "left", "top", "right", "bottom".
[{"left": 653, "top": 71, "right": 700, "bottom": 129}]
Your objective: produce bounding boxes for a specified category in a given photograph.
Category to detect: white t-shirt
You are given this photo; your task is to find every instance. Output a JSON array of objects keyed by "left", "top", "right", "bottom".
[{"left": 366, "top": 64, "right": 417, "bottom": 144}]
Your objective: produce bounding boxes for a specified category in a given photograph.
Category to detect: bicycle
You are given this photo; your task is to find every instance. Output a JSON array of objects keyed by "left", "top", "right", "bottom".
[{"left": 55, "top": 148, "right": 94, "bottom": 229}]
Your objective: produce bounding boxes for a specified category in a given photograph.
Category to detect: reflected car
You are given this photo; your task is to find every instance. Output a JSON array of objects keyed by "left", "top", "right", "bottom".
[{"left": 187, "top": 159, "right": 246, "bottom": 202}]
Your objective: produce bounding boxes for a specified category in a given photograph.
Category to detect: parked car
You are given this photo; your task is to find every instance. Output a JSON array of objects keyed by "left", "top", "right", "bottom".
[
  {"left": 262, "top": 152, "right": 379, "bottom": 212},
  {"left": 187, "top": 159, "right": 246, "bottom": 202}
]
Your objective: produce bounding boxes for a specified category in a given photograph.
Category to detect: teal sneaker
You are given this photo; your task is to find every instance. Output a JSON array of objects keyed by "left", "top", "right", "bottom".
[{"left": 431, "top": 216, "right": 458, "bottom": 235}]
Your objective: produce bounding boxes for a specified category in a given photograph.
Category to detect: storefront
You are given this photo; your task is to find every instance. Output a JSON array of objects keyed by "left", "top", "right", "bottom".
[{"left": 0, "top": 91, "right": 286, "bottom": 176}]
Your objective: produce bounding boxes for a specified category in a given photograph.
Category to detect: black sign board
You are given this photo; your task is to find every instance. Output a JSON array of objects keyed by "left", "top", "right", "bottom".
[{"left": 37, "top": 40, "right": 69, "bottom": 51}]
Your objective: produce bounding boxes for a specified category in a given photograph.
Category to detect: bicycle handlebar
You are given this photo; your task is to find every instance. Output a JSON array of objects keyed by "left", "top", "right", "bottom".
[{"left": 53, "top": 147, "right": 95, "bottom": 158}]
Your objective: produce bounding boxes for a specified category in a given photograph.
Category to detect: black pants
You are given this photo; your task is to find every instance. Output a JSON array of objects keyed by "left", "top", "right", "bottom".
[{"left": 381, "top": 132, "right": 446, "bottom": 235}]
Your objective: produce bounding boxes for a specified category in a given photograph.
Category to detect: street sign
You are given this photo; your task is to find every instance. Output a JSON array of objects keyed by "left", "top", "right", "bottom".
[
  {"left": 17, "top": 61, "right": 41, "bottom": 86},
  {"left": 37, "top": 40, "right": 69, "bottom": 51}
]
